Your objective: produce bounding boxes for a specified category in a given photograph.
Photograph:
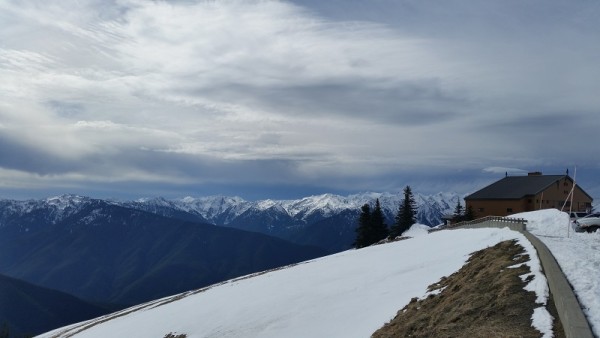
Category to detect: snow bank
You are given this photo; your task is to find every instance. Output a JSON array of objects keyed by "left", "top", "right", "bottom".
[
  {"left": 38, "top": 228, "right": 541, "bottom": 338},
  {"left": 514, "top": 209, "right": 600, "bottom": 337},
  {"left": 514, "top": 209, "right": 571, "bottom": 237},
  {"left": 402, "top": 223, "right": 431, "bottom": 237}
]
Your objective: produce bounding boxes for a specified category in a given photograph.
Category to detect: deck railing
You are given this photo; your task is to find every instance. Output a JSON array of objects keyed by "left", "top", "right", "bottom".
[
  {"left": 431, "top": 216, "right": 528, "bottom": 232},
  {"left": 450, "top": 215, "right": 527, "bottom": 228}
]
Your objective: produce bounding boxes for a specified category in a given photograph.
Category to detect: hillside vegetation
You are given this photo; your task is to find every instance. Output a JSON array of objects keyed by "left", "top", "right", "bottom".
[{"left": 373, "top": 240, "right": 563, "bottom": 337}]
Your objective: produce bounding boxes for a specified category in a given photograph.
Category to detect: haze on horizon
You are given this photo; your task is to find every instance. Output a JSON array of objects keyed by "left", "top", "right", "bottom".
[{"left": 0, "top": 0, "right": 599, "bottom": 201}]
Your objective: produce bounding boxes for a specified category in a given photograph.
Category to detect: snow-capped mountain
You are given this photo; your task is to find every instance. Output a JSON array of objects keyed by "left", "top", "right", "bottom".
[
  {"left": 0, "top": 191, "right": 460, "bottom": 253},
  {"left": 0, "top": 195, "right": 97, "bottom": 231},
  {"left": 128, "top": 191, "right": 459, "bottom": 227},
  {"left": 118, "top": 191, "right": 460, "bottom": 253},
  {"left": 130, "top": 195, "right": 251, "bottom": 225}
]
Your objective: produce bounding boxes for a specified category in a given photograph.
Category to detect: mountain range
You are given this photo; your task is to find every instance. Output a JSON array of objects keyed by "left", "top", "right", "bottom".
[
  {"left": 0, "top": 199, "right": 326, "bottom": 305},
  {"left": 123, "top": 191, "right": 460, "bottom": 252},
  {"left": 0, "top": 192, "right": 459, "bottom": 260}
]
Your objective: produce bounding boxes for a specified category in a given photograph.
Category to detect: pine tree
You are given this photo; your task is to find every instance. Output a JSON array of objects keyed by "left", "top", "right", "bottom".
[
  {"left": 354, "top": 199, "right": 389, "bottom": 248},
  {"left": 452, "top": 200, "right": 464, "bottom": 223},
  {"left": 464, "top": 204, "right": 475, "bottom": 221},
  {"left": 391, "top": 186, "right": 418, "bottom": 238},
  {"left": 354, "top": 203, "right": 372, "bottom": 248},
  {"left": 371, "top": 198, "right": 389, "bottom": 241}
]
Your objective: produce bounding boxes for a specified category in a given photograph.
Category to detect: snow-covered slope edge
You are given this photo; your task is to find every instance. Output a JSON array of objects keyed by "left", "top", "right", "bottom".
[
  {"left": 37, "top": 227, "right": 548, "bottom": 338},
  {"left": 517, "top": 209, "right": 600, "bottom": 336}
]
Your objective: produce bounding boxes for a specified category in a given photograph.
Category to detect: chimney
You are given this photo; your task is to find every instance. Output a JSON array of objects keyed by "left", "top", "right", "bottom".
[{"left": 528, "top": 171, "right": 542, "bottom": 176}]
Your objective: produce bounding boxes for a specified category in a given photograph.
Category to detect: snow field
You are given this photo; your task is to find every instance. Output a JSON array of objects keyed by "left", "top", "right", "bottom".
[{"left": 38, "top": 227, "right": 547, "bottom": 338}]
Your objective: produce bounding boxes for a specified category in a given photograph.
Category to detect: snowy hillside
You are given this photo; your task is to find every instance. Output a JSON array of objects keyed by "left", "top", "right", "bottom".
[{"left": 38, "top": 226, "right": 549, "bottom": 338}]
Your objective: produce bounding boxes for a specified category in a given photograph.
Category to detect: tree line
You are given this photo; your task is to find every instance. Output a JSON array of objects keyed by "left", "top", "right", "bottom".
[
  {"left": 354, "top": 187, "right": 474, "bottom": 249},
  {"left": 354, "top": 186, "right": 418, "bottom": 248}
]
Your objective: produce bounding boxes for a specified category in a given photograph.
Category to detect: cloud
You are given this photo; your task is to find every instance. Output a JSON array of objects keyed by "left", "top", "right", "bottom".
[{"left": 0, "top": 0, "right": 599, "bottom": 199}]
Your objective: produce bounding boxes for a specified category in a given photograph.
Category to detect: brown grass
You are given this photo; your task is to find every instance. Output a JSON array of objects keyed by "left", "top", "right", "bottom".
[
  {"left": 371, "top": 240, "right": 564, "bottom": 338},
  {"left": 163, "top": 334, "right": 186, "bottom": 338}
]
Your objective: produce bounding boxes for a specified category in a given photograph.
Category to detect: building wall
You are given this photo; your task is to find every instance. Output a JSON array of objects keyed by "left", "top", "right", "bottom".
[
  {"left": 533, "top": 178, "right": 592, "bottom": 212},
  {"left": 466, "top": 177, "right": 592, "bottom": 218},
  {"left": 467, "top": 199, "right": 528, "bottom": 219}
]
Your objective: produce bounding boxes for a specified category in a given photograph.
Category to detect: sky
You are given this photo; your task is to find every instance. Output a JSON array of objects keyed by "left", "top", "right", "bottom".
[{"left": 1, "top": 0, "right": 599, "bottom": 200}]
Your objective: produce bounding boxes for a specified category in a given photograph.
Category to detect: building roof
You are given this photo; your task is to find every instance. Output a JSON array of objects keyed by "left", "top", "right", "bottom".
[{"left": 465, "top": 175, "right": 585, "bottom": 200}]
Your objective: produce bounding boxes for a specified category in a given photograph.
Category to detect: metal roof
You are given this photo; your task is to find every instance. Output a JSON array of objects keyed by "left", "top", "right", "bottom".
[{"left": 465, "top": 175, "right": 569, "bottom": 200}]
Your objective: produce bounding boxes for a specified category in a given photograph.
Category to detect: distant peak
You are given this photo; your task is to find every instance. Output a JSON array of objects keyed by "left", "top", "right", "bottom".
[{"left": 45, "top": 194, "right": 89, "bottom": 204}]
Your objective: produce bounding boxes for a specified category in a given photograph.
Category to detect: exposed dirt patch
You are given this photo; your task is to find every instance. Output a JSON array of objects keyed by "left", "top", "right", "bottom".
[
  {"left": 164, "top": 333, "right": 186, "bottom": 338},
  {"left": 372, "top": 240, "right": 564, "bottom": 338}
]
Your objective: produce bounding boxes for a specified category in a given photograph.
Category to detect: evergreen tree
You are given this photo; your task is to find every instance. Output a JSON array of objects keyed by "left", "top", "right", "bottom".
[
  {"left": 464, "top": 204, "right": 475, "bottom": 221},
  {"left": 452, "top": 200, "right": 464, "bottom": 223},
  {"left": 354, "top": 199, "right": 389, "bottom": 248},
  {"left": 391, "top": 186, "right": 418, "bottom": 238},
  {"left": 371, "top": 198, "right": 389, "bottom": 241},
  {"left": 354, "top": 203, "right": 372, "bottom": 248}
]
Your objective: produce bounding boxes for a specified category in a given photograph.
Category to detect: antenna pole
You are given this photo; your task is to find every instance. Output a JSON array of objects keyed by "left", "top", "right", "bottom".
[{"left": 567, "top": 166, "right": 576, "bottom": 238}]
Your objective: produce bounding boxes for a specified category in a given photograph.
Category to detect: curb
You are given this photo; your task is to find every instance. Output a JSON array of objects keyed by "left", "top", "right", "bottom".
[{"left": 522, "top": 232, "right": 594, "bottom": 338}]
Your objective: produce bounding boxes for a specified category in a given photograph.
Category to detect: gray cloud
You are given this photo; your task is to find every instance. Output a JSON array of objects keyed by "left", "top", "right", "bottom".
[
  {"left": 46, "top": 100, "right": 86, "bottom": 118},
  {"left": 192, "top": 80, "right": 469, "bottom": 126},
  {"left": 0, "top": 133, "right": 81, "bottom": 175},
  {"left": 0, "top": 0, "right": 599, "bottom": 200}
]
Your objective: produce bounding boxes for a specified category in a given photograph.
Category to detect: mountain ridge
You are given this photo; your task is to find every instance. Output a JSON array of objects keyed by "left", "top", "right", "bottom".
[
  {"left": 0, "top": 272, "right": 109, "bottom": 338},
  {"left": 0, "top": 192, "right": 460, "bottom": 253},
  {"left": 0, "top": 191, "right": 459, "bottom": 226},
  {"left": 0, "top": 201, "right": 328, "bottom": 306},
  {"left": 126, "top": 191, "right": 460, "bottom": 226}
]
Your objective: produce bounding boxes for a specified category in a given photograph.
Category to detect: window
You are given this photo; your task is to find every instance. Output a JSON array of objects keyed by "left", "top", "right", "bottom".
[
  {"left": 507, "top": 208, "right": 513, "bottom": 213},
  {"left": 478, "top": 208, "right": 484, "bottom": 212}
]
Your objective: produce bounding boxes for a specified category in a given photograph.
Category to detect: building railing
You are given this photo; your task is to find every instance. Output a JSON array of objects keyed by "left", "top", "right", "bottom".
[
  {"left": 430, "top": 216, "right": 528, "bottom": 232},
  {"left": 449, "top": 215, "right": 527, "bottom": 228}
]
